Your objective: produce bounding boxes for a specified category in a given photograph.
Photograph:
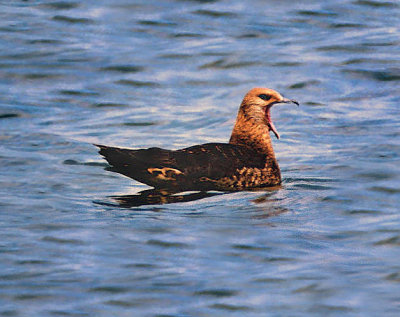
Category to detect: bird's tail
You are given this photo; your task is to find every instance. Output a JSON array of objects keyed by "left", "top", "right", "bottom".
[
  {"left": 94, "top": 144, "right": 139, "bottom": 176},
  {"left": 94, "top": 144, "right": 172, "bottom": 187}
]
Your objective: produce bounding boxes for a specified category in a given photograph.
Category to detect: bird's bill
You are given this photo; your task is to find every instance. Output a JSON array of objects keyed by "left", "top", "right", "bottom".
[
  {"left": 280, "top": 97, "right": 299, "bottom": 106},
  {"left": 266, "top": 97, "right": 299, "bottom": 140}
]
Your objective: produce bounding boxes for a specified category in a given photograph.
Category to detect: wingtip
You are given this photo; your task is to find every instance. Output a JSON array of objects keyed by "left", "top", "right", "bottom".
[
  {"left": 93, "top": 144, "right": 109, "bottom": 156},
  {"left": 93, "top": 143, "right": 106, "bottom": 149}
]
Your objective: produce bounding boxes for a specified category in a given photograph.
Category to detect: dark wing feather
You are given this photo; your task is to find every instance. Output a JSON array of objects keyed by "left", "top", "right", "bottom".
[
  {"left": 95, "top": 144, "right": 175, "bottom": 185},
  {"left": 96, "top": 143, "right": 265, "bottom": 190},
  {"left": 172, "top": 143, "right": 265, "bottom": 179}
]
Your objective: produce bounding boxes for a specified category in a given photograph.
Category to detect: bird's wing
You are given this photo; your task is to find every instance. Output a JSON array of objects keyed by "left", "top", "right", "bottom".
[
  {"left": 96, "top": 144, "right": 175, "bottom": 185},
  {"left": 96, "top": 143, "right": 265, "bottom": 189},
  {"left": 173, "top": 143, "right": 265, "bottom": 178}
]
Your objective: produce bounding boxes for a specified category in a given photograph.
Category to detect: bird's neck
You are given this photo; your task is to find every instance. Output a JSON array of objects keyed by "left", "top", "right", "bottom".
[{"left": 229, "top": 110, "right": 277, "bottom": 160}]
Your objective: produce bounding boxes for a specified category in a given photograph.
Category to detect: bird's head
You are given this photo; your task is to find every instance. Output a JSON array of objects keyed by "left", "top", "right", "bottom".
[{"left": 240, "top": 87, "right": 299, "bottom": 139}]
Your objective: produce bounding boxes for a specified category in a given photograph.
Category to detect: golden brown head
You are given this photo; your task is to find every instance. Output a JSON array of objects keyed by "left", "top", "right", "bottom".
[{"left": 239, "top": 87, "right": 299, "bottom": 139}]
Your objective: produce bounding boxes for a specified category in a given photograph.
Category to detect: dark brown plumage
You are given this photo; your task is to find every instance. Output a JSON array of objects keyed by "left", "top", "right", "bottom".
[{"left": 96, "top": 88, "right": 298, "bottom": 191}]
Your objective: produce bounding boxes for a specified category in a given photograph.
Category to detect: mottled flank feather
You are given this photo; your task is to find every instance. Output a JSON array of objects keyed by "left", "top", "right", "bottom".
[{"left": 96, "top": 87, "right": 298, "bottom": 191}]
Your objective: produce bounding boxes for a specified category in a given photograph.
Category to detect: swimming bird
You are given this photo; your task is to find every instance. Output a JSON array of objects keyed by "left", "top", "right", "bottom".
[{"left": 96, "top": 88, "right": 298, "bottom": 191}]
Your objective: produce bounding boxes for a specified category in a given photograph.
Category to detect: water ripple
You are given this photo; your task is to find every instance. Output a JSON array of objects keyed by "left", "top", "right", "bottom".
[{"left": 1, "top": 0, "right": 399, "bottom": 316}]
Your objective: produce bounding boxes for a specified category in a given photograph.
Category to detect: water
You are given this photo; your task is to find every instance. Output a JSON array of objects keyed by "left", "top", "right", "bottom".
[{"left": 1, "top": 0, "right": 399, "bottom": 315}]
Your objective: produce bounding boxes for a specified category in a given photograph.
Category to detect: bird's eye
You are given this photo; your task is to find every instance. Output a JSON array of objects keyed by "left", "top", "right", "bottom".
[{"left": 258, "top": 94, "right": 271, "bottom": 101}]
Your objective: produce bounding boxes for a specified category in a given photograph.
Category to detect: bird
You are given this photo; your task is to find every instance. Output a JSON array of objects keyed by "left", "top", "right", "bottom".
[{"left": 96, "top": 88, "right": 299, "bottom": 191}]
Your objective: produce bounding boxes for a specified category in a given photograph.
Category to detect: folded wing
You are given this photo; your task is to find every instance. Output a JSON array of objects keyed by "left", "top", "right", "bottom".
[{"left": 96, "top": 143, "right": 266, "bottom": 190}]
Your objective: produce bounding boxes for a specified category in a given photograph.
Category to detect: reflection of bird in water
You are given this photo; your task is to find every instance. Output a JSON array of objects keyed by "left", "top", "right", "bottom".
[
  {"left": 96, "top": 88, "right": 298, "bottom": 192},
  {"left": 94, "top": 189, "right": 224, "bottom": 208},
  {"left": 94, "top": 187, "right": 290, "bottom": 211}
]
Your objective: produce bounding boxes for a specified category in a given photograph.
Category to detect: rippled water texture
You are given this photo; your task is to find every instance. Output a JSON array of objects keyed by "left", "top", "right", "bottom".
[{"left": 1, "top": 0, "right": 400, "bottom": 316}]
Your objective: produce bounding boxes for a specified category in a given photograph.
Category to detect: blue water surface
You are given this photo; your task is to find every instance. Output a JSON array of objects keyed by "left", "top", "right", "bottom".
[{"left": 0, "top": 0, "right": 400, "bottom": 316}]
